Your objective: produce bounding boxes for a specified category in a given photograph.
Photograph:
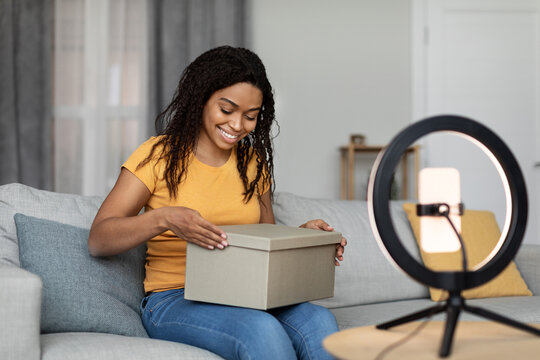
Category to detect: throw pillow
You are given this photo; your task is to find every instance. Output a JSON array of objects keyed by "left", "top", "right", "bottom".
[
  {"left": 402, "top": 203, "right": 532, "bottom": 300},
  {"left": 15, "top": 213, "right": 148, "bottom": 337}
]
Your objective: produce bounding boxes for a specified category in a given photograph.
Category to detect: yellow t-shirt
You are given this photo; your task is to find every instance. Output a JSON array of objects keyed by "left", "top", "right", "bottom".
[{"left": 122, "top": 136, "right": 268, "bottom": 293}]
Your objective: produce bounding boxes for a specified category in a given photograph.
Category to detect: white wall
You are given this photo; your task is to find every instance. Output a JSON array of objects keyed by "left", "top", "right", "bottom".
[{"left": 247, "top": 0, "right": 412, "bottom": 199}]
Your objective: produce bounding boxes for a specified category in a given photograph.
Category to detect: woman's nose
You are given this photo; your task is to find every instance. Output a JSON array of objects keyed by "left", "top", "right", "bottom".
[{"left": 228, "top": 114, "right": 243, "bottom": 131}]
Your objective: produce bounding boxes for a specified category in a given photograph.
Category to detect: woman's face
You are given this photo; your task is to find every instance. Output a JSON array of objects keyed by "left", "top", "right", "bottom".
[{"left": 198, "top": 82, "right": 263, "bottom": 157}]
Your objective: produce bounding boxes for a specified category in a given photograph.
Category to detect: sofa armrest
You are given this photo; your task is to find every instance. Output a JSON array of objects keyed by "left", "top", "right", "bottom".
[
  {"left": 515, "top": 244, "right": 540, "bottom": 296},
  {"left": 0, "top": 263, "right": 42, "bottom": 360}
]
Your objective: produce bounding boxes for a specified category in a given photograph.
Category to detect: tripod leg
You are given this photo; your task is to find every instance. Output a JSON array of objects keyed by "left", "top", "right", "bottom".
[
  {"left": 464, "top": 304, "right": 540, "bottom": 336},
  {"left": 439, "top": 305, "right": 461, "bottom": 357},
  {"left": 377, "top": 303, "right": 446, "bottom": 330}
]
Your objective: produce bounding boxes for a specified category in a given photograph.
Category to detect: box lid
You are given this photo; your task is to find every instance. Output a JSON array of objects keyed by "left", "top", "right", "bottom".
[{"left": 220, "top": 224, "right": 341, "bottom": 251}]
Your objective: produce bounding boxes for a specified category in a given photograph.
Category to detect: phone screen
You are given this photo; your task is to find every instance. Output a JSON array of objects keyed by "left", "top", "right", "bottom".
[{"left": 418, "top": 168, "right": 462, "bottom": 253}]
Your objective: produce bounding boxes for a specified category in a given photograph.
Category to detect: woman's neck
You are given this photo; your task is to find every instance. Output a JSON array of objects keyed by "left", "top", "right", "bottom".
[{"left": 194, "top": 144, "right": 232, "bottom": 167}]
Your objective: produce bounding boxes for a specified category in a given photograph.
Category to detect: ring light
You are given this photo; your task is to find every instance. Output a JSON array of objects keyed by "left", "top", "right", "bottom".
[{"left": 367, "top": 115, "right": 540, "bottom": 357}]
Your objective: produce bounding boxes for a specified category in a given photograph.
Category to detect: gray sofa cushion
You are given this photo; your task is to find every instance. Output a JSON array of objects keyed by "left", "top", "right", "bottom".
[
  {"left": 41, "top": 332, "right": 223, "bottom": 360},
  {"left": 516, "top": 244, "right": 540, "bottom": 296},
  {"left": 331, "top": 295, "right": 540, "bottom": 329},
  {"left": 0, "top": 183, "right": 104, "bottom": 266},
  {"left": 272, "top": 192, "right": 429, "bottom": 308},
  {"left": 15, "top": 214, "right": 147, "bottom": 337}
]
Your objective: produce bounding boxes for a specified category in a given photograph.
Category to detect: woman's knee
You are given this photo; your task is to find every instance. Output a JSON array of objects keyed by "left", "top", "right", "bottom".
[
  {"left": 207, "top": 312, "right": 293, "bottom": 360},
  {"left": 242, "top": 313, "right": 295, "bottom": 344},
  {"left": 270, "top": 303, "right": 338, "bottom": 360},
  {"left": 305, "top": 303, "right": 339, "bottom": 330},
  {"left": 275, "top": 302, "right": 338, "bottom": 332}
]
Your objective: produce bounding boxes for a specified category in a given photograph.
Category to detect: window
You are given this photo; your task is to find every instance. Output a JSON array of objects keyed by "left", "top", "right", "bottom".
[{"left": 53, "top": 0, "right": 148, "bottom": 195}]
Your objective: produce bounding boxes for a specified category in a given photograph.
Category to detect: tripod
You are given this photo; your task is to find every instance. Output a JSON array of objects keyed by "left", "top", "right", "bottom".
[
  {"left": 376, "top": 202, "right": 540, "bottom": 357},
  {"left": 376, "top": 289, "right": 540, "bottom": 357}
]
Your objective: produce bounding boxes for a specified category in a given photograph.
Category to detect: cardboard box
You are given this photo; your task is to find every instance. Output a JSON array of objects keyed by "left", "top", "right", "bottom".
[{"left": 185, "top": 224, "right": 341, "bottom": 310}]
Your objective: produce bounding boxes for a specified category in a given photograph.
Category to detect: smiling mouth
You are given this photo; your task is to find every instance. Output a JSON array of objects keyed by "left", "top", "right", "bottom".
[{"left": 218, "top": 127, "right": 239, "bottom": 140}]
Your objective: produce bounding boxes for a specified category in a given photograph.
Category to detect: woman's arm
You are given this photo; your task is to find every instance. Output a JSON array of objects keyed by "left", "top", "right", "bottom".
[
  {"left": 88, "top": 168, "right": 161, "bottom": 256},
  {"left": 259, "top": 191, "right": 275, "bottom": 224},
  {"left": 88, "top": 168, "right": 228, "bottom": 257}
]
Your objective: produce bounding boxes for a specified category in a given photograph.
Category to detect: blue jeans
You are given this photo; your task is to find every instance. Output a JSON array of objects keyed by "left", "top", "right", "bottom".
[{"left": 140, "top": 289, "right": 338, "bottom": 360}]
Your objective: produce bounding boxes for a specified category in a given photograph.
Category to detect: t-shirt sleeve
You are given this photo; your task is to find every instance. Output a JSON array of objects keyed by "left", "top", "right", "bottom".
[{"left": 122, "top": 137, "right": 162, "bottom": 193}]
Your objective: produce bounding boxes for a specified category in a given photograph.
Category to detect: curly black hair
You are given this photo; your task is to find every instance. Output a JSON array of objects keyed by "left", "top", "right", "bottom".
[{"left": 138, "top": 46, "right": 276, "bottom": 202}]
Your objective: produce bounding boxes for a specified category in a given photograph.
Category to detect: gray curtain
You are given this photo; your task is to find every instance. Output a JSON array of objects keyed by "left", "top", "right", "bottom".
[
  {"left": 0, "top": 0, "right": 53, "bottom": 189},
  {"left": 147, "top": 0, "right": 246, "bottom": 135}
]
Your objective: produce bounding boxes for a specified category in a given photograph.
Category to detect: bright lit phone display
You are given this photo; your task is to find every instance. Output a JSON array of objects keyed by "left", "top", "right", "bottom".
[{"left": 418, "top": 168, "right": 462, "bottom": 253}]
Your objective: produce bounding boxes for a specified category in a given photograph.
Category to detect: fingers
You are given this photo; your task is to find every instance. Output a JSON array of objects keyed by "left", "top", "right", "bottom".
[
  {"left": 189, "top": 219, "right": 228, "bottom": 250},
  {"left": 166, "top": 207, "right": 228, "bottom": 250},
  {"left": 189, "top": 227, "right": 227, "bottom": 250},
  {"left": 335, "top": 245, "right": 344, "bottom": 265},
  {"left": 334, "top": 236, "right": 347, "bottom": 267},
  {"left": 200, "top": 220, "right": 228, "bottom": 244},
  {"left": 184, "top": 213, "right": 226, "bottom": 246},
  {"left": 300, "top": 219, "right": 334, "bottom": 231}
]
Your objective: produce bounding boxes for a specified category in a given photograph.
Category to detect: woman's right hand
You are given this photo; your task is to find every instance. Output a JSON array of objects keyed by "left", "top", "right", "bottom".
[{"left": 163, "top": 207, "right": 228, "bottom": 250}]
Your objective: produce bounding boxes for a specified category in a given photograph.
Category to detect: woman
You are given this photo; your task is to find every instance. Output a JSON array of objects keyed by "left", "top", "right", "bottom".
[{"left": 88, "top": 46, "right": 346, "bottom": 360}]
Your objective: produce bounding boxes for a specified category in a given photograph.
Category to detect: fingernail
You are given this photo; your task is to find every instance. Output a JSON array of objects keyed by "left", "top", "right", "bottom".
[
  {"left": 208, "top": 245, "right": 214, "bottom": 250},
  {"left": 221, "top": 233, "right": 227, "bottom": 239},
  {"left": 217, "top": 244, "right": 224, "bottom": 249},
  {"left": 221, "top": 240, "right": 229, "bottom": 247}
]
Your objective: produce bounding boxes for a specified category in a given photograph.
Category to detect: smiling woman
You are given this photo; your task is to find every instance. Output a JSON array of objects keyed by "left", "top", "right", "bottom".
[{"left": 87, "top": 46, "right": 346, "bottom": 360}]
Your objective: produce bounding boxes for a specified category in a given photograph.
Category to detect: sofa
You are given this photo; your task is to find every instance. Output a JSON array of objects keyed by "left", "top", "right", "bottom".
[{"left": 1, "top": 183, "right": 539, "bottom": 360}]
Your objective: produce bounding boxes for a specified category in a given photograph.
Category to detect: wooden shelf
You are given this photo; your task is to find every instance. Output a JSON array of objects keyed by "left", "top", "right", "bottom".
[{"left": 339, "top": 144, "right": 420, "bottom": 200}]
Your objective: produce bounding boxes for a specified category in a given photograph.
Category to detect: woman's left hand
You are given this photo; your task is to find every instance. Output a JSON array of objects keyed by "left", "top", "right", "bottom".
[{"left": 300, "top": 219, "right": 347, "bottom": 266}]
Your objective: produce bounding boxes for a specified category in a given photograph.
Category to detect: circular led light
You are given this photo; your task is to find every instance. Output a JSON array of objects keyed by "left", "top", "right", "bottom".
[{"left": 367, "top": 115, "right": 528, "bottom": 291}]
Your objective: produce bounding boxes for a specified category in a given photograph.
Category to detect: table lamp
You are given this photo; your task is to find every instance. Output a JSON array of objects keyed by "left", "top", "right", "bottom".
[{"left": 367, "top": 115, "right": 540, "bottom": 357}]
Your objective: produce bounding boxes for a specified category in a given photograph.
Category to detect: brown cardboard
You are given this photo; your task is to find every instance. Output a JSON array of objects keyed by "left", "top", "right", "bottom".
[{"left": 185, "top": 224, "right": 341, "bottom": 309}]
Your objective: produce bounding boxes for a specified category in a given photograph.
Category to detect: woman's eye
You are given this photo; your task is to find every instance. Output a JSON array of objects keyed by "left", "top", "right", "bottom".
[
  {"left": 245, "top": 115, "right": 256, "bottom": 121},
  {"left": 220, "top": 108, "right": 232, "bottom": 115}
]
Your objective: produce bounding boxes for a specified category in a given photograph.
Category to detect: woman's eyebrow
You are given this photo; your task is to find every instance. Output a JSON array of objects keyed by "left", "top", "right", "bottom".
[{"left": 219, "top": 97, "right": 261, "bottom": 111}]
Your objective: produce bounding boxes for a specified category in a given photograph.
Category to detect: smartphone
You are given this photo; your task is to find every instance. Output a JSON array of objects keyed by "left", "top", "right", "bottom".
[{"left": 418, "top": 168, "right": 462, "bottom": 253}]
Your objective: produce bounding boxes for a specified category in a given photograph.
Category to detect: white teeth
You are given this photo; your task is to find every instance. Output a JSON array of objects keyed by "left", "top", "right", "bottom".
[{"left": 219, "top": 127, "right": 238, "bottom": 139}]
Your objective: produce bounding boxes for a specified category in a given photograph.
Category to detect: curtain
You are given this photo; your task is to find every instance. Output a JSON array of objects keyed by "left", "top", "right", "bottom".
[
  {"left": 0, "top": 0, "right": 53, "bottom": 190},
  {"left": 147, "top": 0, "right": 246, "bottom": 135}
]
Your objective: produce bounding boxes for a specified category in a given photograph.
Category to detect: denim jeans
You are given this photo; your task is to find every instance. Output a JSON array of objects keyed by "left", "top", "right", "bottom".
[{"left": 140, "top": 288, "right": 338, "bottom": 360}]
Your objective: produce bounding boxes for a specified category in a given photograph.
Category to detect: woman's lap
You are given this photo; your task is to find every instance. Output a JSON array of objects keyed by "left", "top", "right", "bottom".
[{"left": 140, "top": 289, "right": 337, "bottom": 360}]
